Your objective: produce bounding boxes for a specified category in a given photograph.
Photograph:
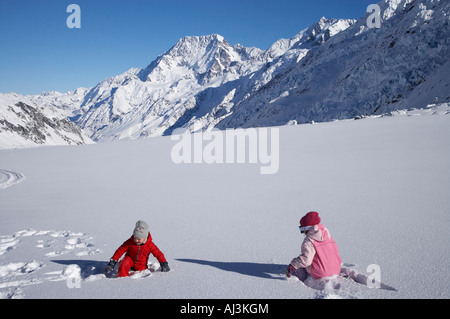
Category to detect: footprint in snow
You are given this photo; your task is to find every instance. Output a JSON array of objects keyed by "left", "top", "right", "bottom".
[
  {"left": 0, "top": 228, "right": 101, "bottom": 298},
  {"left": 287, "top": 263, "right": 397, "bottom": 299}
]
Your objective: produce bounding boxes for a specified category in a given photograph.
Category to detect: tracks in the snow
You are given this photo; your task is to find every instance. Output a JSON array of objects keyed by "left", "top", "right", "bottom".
[{"left": 0, "top": 169, "right": 25, "bottom": 189}]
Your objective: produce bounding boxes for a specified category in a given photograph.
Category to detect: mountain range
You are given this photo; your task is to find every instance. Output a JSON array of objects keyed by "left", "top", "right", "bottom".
[{"left": 1, "top": 0, "right": 449, "bottom": 149}]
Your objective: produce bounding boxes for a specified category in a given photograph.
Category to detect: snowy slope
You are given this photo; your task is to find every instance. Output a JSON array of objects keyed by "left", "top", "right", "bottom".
[
  {"left": 0, "top": 106, "right": 448, "bottom": 299},
  {"left": 0, "top": 93, "right": 94, "bottom": 149},
  {"left": 218, "top": 0, "right": 450, "bottom": 128}
]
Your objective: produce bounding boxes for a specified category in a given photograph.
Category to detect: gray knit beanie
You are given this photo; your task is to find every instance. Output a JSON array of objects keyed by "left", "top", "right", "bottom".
[{"left": 133, "top": 220, "right": 149, "bottom": 239}]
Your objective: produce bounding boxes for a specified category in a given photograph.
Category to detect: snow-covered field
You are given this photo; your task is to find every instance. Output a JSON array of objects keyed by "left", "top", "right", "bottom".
[{"left": 0, "top": 105, "right": 449, "bottom": 299}]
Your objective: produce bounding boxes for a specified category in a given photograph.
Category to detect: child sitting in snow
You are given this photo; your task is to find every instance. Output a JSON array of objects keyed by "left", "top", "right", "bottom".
[
  {"left": 105, "top": 220, "right": 170, "bottom": 277},
  {"left": 286, "top": 211, "right": 342, "bottom": 281}
]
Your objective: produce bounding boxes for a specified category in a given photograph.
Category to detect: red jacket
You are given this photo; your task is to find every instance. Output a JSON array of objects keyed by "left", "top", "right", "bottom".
[{"left": 112, "top": 232, "right": 167, "bottom": 270}]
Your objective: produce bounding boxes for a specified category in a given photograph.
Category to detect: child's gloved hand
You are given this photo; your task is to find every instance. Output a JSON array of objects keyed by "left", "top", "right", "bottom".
[
  {"left": 105, "top": 259, "right": 117, "bottom": 274},
  {"left": 286, "top": 264, "right": 295, "bottom": 278},
  {"left": 160, "top": 261, "right": 170, "bottom": 272}
]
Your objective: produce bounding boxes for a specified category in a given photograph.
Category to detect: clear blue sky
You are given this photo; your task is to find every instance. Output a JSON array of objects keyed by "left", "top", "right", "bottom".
[{"left": 0, "top": 0, "right": 376, "bottom": 95}]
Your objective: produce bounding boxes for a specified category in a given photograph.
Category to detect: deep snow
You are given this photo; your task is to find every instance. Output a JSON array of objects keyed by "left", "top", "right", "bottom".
[{"left": 0, "top": 105, "right": 449, "bottom": 299}]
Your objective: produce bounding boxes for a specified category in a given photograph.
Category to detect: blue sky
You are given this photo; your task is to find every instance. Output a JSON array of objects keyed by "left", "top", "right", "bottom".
[{"left": 0, "top": 0, "right": 376, "bottom": 95}]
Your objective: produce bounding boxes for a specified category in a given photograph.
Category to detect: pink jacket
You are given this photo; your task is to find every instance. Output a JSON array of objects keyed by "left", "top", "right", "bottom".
[{"left": 290, "top": 224, "right": 342, "bottom": 279}]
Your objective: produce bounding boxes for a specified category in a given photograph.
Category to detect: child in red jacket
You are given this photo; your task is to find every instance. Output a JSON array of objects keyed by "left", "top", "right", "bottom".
[{"left": 105, "top": 220, "right": 170, "bottom": 277}]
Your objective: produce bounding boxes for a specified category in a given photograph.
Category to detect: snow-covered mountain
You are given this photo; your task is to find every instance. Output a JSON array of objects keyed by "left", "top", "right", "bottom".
[
  {"left": 217, "top": 0, "right": 450, "bottom": 129},
  {"left": 74, "top": 34, "right": 271, "bottom": 141},
  {"left": 1, "top": 0, "right": 448, "bottom": 148},
  {"left": 0, "top": 93, "right": 93, "bottom": 149},
  {"left": 20, "top": 16, "right": 355, "bottom": 143}
]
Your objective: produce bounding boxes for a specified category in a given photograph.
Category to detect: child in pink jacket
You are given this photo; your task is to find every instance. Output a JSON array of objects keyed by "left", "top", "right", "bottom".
[{"left": 286, "top": 211, "right": 342, "bottom": 281}]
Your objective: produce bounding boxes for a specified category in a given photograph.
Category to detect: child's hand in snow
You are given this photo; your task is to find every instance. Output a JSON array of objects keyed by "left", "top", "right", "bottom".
[
  {"left": 286, "top": 264, "right": 295, "bottom": 277},
  {"left": 160, "top": 261, "right": 170, "bottom": 272},
  {"left": 105, "top": 259, "right": 117, "bottom": 274}
]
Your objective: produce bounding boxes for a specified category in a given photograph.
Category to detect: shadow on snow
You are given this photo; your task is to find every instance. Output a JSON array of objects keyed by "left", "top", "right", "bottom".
[
  {"left": 51, "top": 259, "right": 111, "bottom": 279},
  {"left": 176, "top": 258, "right": 286, "bottom": 280}
]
